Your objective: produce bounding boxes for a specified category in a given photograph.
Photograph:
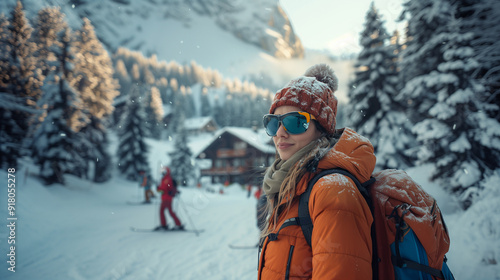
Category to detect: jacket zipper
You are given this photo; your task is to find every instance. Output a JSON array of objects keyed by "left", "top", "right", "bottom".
[
  {"left": 285, "top": 245, "right": 295, "bottom": 280},
  {"left": 258, "top": 237, "right": 270, "bottom": 279}
]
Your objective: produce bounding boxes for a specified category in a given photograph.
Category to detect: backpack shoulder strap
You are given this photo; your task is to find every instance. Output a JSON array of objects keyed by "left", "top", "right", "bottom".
[{"left": 298, "top": 168, "right": 373, "bottom": 247}]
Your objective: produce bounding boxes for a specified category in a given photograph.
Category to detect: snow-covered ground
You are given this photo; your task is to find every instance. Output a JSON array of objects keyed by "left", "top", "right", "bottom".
[
  {"left": 0, "top": 167, "right": 260, "bottom": 280},
  {"left": 1, "top": 135, "right": 499, "bottom": 280}
]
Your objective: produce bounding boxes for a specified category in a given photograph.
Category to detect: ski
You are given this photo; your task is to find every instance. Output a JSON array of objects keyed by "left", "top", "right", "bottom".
[
  {"left": 130, "top": 227, "right": 155, "bottom": 232},
  {"left": 228, "top": 244, "right": 259, "bottom": 249},
  {"left": 130, "top": 227, "right": 204, "bottom": 235},
  {"left": 126, "top": 201, "right": 153, "bottom": 205}
]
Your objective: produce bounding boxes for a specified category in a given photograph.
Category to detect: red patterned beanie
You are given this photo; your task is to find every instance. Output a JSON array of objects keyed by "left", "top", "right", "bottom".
[{"left": 269, "top": 64, "right": 339, "bottom": 134}]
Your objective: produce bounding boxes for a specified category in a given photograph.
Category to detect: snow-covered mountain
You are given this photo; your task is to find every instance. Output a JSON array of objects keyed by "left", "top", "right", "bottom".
[
  {"left": 0, "top": 0, "right": 354, "bottom": 98},
  {"left": 74, "top": 0, "right": 304, "bottom": 59},
  {"left": 1, "top": 1, "right": 307, "bottom": 71}
]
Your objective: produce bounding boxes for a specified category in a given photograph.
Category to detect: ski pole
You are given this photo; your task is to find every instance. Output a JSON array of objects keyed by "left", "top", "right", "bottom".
[
  {"left": 153, "top": 194, "right": 160, "bottom": 227},
  {"left": 178, "top": 196, "right": 199, "bottom": 236},
  {"left": 137, "top": 183, "right": 141, "bottom": 203}
]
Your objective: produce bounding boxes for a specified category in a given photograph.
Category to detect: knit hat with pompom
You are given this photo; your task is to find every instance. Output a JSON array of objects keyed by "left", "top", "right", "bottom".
[{"left": 269, "top": 64, "right": 339, "bottom": 134}]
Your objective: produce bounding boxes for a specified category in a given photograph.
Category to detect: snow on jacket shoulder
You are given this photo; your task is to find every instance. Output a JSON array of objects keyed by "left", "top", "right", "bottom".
[{"left": 258, "top": 128, "right": 376, "bottom": 280}]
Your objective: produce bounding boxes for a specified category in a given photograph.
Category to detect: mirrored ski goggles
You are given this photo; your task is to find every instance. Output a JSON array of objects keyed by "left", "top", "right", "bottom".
[{"left": 263, "top": 111, "right": 316, "bottom": 136}]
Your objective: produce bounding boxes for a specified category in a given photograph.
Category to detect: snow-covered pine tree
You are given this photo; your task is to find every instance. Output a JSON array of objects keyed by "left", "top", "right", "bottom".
[
  {"left": 168, "top": 77, "right": 179, "bottom": 102},
  {"left": 390, "top": 30, "right": 403, "bottom": 61},
  {"left": 244, "top": 73, "right": 274, "bottom": 126},
  {"left": 31, "top": 27, "right": 86, "bottom": 185},
  {"left": 397, "top": 0, "right": 453, "bottom": 123},
  {"left": 156, "top": 76, "right": 169, "bottom": 105},
  {"left": 77, "top": 116, "right": 113, "bottom": 182},
  {"left": 143, "top": 66, "right": 155, "bottom": 86},
  {"left": 411, "top": 14, "right": 500, "bottom": 209},
  {"left": 73, "top": 17, "right": 119, "bottom": 182},
  {"left": 237, "top": 90, "right": 251, "bottom": 127},
  {"left": 216, "top": 88, "right": 235, "bottom": 127},
  {"left": 1, "top": 1, "right": 41, "bottom": 158},
  {"left": 169, "top": 113, "right": 195, "bottom": 186},
  {"left": 32, "top": 6, "right": 67, "bottom": 78},
  {"left": 0, "top": 14, "right": 9, "bottom": 88},
  {"left": 190, "top": 61, "right": 209, "bottom": 87},
  {"left": 347, "top": 3, "right": 412, "bottom": 169},
  {"left": 7, "top": 1, "right": 41, "bottom": 105},
  {"left": 200, "top": 87, "right": 212, "bottom": 117},
  {"left": 180, "top": 85, "right": 196, "bottom": 116},
  {"left": 73, "top": 17, "right": 119, "bottom": 120},
  {"left": 209, "top": 68, "right": 224, "bottom": 88},
  {"left": 212, "top": 101, "right": 225, "bottom": 128},
  {"left": 395, "top": 0, "right": 465, "bottom": 166},
  {"left": 220, "top": 78, "right": 247, "bottom": 127},
  {"left": 249, "top": 89, "right": 271, "bottom": 129},
  {"left": 0, "top": 13, "right": 26, "bottom": 169},
  {"left": 150, "top": 86, "right": 164, "bottom": 119},
  {"left": 456, "top": 0, "right": 500, "bottom": 121},
  {"left": 240, "top": 81, "right": 258, "bottom": 127},
  {"left": 145, "top": 86, "right": 164, "bottom": 139},
  {"left": 0, "top": 92, "right": 35, "bottom": 169},
  {"left": 29, "top": 6, "right": 70, "bottom": 132},
  {"left": 169, "top": 84, "right": 193, "bottom": 133},
  {"left": 230, "top": 79, "right": 243, "bottom": 126},
  {"left": 130, "top": 63, "right": 141, "bottom": 83},
  {"left": 111, "top": 59, "right": 132, "bottom": 126},
  {"left": 114, "top": 59, "right": 132, "bottom": 92},
  {"left": 116, "top": 89, "right": 150, "bottom": 180}
]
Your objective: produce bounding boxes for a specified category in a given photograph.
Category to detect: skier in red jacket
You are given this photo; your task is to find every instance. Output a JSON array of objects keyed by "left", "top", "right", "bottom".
[{"left": 154, "top": 167, "right": 184, "bottom": 231}]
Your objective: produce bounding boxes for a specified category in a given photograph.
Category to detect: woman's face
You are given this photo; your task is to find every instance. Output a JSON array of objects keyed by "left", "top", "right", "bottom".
[{"left": 273, "top": 106, "right": 322, "bottom": 161}]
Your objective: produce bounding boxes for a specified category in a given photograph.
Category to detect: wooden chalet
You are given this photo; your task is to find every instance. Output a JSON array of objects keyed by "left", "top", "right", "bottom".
[{"left": 195, "top": 127, "right": 276, "bottom": 185}]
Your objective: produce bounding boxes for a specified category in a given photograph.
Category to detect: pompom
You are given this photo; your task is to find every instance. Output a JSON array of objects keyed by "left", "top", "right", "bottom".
[{"left": 304, "top": 64, "right": 338, "bottom": 92}]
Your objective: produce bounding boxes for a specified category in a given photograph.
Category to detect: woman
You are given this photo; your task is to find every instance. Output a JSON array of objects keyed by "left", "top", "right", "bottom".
[{"left": 258, "top": 64, "right": 375, "bottom": 279}]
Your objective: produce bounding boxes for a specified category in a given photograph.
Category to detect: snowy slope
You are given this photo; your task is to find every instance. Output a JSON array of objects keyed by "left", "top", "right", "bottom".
[
  {"left": 1, "top": 135, "right": 499, "bottom": 280},
  {"left": 0, "top": 169, "right": 261, "bottom": 280}
]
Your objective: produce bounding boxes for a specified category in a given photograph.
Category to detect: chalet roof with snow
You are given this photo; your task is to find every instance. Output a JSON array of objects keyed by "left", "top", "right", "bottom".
[
  {"left": 184, "top": 116, "right": 218, "bottom": 131},
  {"left": 194, "top": 126, "right": 275, "bottom": 158}
]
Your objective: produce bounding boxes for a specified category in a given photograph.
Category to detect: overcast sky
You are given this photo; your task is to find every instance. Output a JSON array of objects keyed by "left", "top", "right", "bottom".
[{"left": 280, "top": 0, "right": 404, "bottom": 54}]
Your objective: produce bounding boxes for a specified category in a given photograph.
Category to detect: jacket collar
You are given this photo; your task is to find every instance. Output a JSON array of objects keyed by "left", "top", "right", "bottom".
[{"left": 294, "top": 127, "right": 376, "bottom": 197}]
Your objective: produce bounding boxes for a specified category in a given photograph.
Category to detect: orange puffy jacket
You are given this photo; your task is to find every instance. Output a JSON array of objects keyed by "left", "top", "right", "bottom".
[{"left": 258, "top": 128, "right": 376, "bottom": 280}]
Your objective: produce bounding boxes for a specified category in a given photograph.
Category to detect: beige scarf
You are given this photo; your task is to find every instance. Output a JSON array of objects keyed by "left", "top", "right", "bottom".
[{"left": 262, "top": 141, "right": 318, "bottom": 196}]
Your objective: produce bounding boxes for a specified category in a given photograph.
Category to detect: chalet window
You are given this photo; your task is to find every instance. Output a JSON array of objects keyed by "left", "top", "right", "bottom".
[
  {"left": 234, "top": 141, "right": 247, "bottom": 150},
  {"left": 234, "top": 158, "right": 244, "bottom": 167}
]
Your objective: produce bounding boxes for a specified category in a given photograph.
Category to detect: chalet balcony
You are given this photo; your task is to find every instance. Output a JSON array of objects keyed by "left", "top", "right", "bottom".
[
  {"left": 216, "top": 149, "right": 247, "bottom": 158},
  {"left": 200, "top": 166, "right": 248, "bottom": 175}
]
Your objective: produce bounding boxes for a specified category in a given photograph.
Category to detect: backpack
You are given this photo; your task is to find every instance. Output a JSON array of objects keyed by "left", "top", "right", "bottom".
[
  {"left": 167, "top": 179, "right": 179, "bottom": 197},
  {"left": 298, "top": 168, "right": 455, "bottom": 280}
]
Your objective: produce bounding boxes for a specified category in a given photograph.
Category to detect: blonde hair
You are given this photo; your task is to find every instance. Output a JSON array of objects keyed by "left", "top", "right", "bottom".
[{"left": 259, "top": 131, "right": 340, "bottom": 240}]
